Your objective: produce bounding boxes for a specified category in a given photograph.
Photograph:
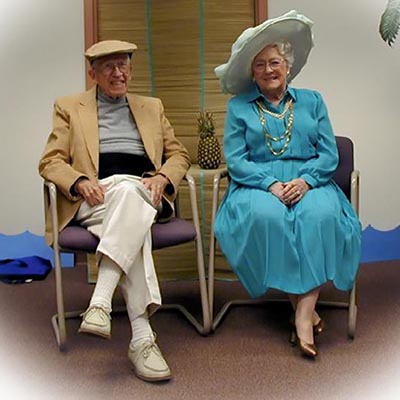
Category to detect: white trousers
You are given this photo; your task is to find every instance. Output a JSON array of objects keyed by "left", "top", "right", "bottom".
[{"left": 76, "top": 174, "right": 162, "bottom": 319}]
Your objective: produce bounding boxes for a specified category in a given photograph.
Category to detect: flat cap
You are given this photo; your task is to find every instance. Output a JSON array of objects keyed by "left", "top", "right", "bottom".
[{"left": 84, "top": 40, "right": 137, "bottom": 62}]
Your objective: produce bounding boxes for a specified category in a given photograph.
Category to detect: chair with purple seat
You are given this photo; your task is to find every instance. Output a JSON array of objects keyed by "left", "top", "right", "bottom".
[
  {"left": 44, "top": 174, "right": 210, "bottom": 351},
  {"left": 208, "top": 136, "right": 360, "bottom": 338}
]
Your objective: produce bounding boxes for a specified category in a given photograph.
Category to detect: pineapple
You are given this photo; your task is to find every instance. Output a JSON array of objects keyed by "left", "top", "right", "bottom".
[{"left": 197, "top": 111, "right": 221, "bottom": 169}]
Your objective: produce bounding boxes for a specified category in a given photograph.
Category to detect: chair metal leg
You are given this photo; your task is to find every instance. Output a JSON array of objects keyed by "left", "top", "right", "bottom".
[
  {"left": 185, "top": 174, "right": 211, "bottom": 335},
  {"left": 156, "top": 233, "right": 211, "bottom": 335},
  {"left": 159, "top": 304, "right": 208, "bottom": 335},
  {"left": 48, "top": 180, "right": 68, "bottom": 351},
  {"left": 212, "top": 295, "right": 356, "bottom": 336},
  {"left": 52, "top": 245, "right": 67, "bottom": 351},
  {"left": 348, "top": 283, "right": 357, "bottom": 339},
  {"left": 52, "top": 311, "right": 86, "bottom": 350},
  {"left": 208, "top": 170, "right": 227, "bottom": 326},
  {"left": 212, "top": 298, "right": 289, "bottom": 331},
  {"left": 209, "top": 175, "right": 277, "bottom": 330}
]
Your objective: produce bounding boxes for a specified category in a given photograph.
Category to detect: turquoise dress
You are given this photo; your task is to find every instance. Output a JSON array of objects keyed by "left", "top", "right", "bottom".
[{"left": 214, "top": 85, "right": 361, "bottom": 298}]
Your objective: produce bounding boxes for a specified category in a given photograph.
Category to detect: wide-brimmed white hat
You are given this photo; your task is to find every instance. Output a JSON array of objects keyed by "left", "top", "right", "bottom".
[{"left": 215, "top": 10, "right": 314, "bottom": 95}]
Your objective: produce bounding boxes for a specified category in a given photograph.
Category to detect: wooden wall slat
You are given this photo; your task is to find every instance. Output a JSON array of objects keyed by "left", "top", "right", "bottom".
[
  {"left": 98, "top": 0, "right": 151, "bottom": 96},
  {"left": 95, "top": 0, "right": 257, "bottom": 278}
]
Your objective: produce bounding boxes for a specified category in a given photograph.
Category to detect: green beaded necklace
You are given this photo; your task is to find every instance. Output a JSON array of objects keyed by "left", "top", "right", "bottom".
[{"left": 255, "top": 99, "right": 294, "bottom": 156}]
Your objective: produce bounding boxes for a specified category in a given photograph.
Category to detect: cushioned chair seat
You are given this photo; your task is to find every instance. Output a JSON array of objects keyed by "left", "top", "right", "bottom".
[{"left": 59, "top": 218, "right": 197, "bottom": 252}]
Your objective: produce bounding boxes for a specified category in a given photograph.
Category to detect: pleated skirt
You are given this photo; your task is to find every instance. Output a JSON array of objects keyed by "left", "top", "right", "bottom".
[{"left": 214, "top": 160, "right": 362, "bottom": 298}]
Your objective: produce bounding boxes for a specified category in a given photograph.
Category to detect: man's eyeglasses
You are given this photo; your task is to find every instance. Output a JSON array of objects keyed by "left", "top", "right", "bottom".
[
  {"left": 97, "top": 61, "right": 130, "bottom": 75},
  {"left": 253, "top": 58, "right": 285, "bottom": 72}
]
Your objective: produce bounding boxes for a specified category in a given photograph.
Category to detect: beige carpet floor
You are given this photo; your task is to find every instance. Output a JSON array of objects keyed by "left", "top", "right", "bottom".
[{"left": 1, "top": 260, "right": 400, "bottom": 400}]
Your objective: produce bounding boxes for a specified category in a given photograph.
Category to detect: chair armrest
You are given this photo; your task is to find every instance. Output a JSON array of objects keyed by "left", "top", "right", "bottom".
[
  {"left": 184, "top": 172, "right": 209, "bottom": 330},
  {"left": 213, "top": 167, "right": 229, "bottom": 182},
  {"left": 184, "top": 173, "right": 202, "bottom": 244},
  {"left": 207, "top": 167, "right": 229, "bottom": 315},
  {"left": 43, "top": 180, "right": 60, "bottom": 249},
  {"left": 211, "top": 167, "right": 228, "bottom": 221},
  {"left": 350, "top": 170, "right": 360, "bottom": 215}
]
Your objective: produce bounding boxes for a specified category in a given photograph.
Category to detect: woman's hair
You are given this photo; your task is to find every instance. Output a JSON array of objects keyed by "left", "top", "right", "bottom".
[{"left": 273, "top": 42, "right": 294, "bottom": 68}]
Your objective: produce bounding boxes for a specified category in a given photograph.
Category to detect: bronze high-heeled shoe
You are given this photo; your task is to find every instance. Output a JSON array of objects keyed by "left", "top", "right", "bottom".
[
  {"left": 296, "top": 335, "right": 318, "bottom": 358},
  {"left": 289, "top": 317, "right": 324, "bottom": 344},
  {"left": 313, "top": 318, "right": 324, "bottom": 335}
]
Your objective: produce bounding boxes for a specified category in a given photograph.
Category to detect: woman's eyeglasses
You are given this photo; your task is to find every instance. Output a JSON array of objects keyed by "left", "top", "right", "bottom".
[{"left": 253, "top": 58, "right": 285, "bottom": 72}]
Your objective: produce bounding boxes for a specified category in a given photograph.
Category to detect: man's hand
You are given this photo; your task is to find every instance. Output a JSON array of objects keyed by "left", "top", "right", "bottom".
[
  {"left": 141, "top": 174, "right": 169, "bottom": 207},
  {"left": 75, "top": 179, "right": 106, "bottom": 206}
]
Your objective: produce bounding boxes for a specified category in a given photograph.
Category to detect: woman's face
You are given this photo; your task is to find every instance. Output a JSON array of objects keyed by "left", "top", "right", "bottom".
[{"left": 252, "top": 45, "right": 289, "bottom": 98}]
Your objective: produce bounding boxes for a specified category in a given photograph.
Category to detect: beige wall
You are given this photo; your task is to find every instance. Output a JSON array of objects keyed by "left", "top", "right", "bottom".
[
  {"left": 0, "top": 0, "right": 85, "bottom": 235},
  {"left": 0, "top": 0, "right": 398, "bottom": 235},
  {"left": 269, "top": 0, "right": 400, "bottom": 230}
]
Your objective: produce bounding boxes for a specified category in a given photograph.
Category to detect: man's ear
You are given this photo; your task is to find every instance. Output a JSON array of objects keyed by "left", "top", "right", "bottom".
[{"left": 88, "top": 67, "right": 96, "bottom": 82}]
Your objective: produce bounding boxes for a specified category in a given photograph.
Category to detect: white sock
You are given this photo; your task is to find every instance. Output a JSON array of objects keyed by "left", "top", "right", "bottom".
[
  {"left": 89, "top": 255, "right": 122, "bottom": 313},
  {"left": 129, "top": 311, "right": 154, "bottom": 348}
]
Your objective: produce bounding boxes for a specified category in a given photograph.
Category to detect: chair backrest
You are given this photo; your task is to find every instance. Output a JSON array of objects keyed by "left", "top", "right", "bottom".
[{"left": 333, "top": 136, "right": 354, "bottom": 200}]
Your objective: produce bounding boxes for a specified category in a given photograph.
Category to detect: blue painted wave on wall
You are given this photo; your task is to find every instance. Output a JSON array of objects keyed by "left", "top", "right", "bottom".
[
  {"left": 0, "top": 231, "right": 73, "bottom": 267},
  {"left": 0, "top": 226, "right": 399, "bottom": 266},
  {"left": 361, "top": 225, "right": 400, "bottom": 263}
]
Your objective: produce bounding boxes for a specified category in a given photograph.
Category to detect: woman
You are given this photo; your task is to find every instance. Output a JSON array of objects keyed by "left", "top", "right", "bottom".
[{"left": 214, "top": 10, "right": 361, "bottom": 357}]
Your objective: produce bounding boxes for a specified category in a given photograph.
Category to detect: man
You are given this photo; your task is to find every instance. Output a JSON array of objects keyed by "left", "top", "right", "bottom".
[{"left": 39, "top": 40, "right": 191, "bottom": 382}]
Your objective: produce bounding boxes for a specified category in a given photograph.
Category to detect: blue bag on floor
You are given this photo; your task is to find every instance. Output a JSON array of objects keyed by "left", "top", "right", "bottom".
[{"left": 0, "top": 256, "right": 52, "bottom": 284}]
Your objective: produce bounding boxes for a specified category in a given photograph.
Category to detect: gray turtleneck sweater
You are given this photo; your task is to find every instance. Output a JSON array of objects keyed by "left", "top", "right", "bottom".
[{"left": 97, "top": 89, "right": 145, "bottom": 156}]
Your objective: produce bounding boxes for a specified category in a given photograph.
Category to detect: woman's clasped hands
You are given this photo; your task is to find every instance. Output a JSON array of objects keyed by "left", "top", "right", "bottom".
[{"left": 269, "top": 178, "right": 310, "bottom": 206}]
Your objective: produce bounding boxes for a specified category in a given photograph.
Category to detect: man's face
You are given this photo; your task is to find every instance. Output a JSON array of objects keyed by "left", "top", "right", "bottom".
[{"left": 89, "top": 53, "right": 132, "bottom": 98}]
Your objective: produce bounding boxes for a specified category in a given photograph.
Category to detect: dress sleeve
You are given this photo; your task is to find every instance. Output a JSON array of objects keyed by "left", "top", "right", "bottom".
[
  {"left": 224, "top": 99, "right": 278, "bottom": 190},
  {"left": 298, "top": 91, "right": 338, "bottom": 188}
]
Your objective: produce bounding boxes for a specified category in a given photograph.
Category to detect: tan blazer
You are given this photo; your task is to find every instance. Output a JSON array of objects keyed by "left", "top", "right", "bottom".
[{"left": 39, "top": 86, "right": 191, "bottom": 245}]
